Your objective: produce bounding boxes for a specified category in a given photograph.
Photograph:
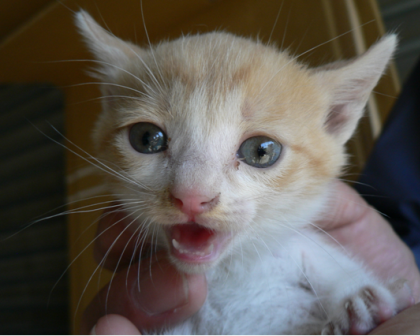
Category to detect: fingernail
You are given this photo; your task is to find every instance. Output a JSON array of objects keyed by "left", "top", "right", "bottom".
[
  {"left": 90, "top": 324, "right": 96, "bottom": 335},
  {"left": 397, "top": 280, "right": 412, "bottom": 296},
  {"left": 390, "top": 279, "right": 415, "bottom": 311},
  {"left": 403, "top": 282, "right": 416, "bottom": 305},
  {"left": 132, "top": 260, "right": 189, "bottom": 316}
]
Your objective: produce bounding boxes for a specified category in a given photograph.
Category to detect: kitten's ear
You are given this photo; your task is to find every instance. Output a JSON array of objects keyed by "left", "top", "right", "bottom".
[
  {"left": 316, "top": 35, "right": 397, "bottom": 144},
  {"left": 75, "top": 10, "right": 140, "bottom": 77}
]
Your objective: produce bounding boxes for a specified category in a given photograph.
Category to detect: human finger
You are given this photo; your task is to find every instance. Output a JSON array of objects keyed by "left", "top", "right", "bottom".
[
  {"left": 92, "top": 314, "right": 140, "bottom": 335},
  {"left": 80, "top": 253, "right": 207, "bottom": 334},
  {"left": 318, "top": 180, "right": 371, "bottom": 231},
  {"left": 369, "top": 303, "right": 420, "bottom": 334},
  {"left": 318, "top": 181, "right": 420, "bottom": 301},
  {"left": 93, "top": 203, "right": 151, "bottom": 271}
]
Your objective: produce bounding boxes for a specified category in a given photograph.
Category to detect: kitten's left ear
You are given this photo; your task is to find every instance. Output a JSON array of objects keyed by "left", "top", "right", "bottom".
[
  {"left": 75, "top": 10, "right": 140, "bottom": 78},
  {"left": 316, "top": 35, "right": 397, "bottom": 144}
]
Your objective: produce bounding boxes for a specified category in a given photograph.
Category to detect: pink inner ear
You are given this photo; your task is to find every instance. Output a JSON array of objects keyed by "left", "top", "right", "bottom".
[
  {"left": 322, "top": 76, "right": 373, "bottom": 142},
  {"left": 325, "top": 104, "right": 348, "bottom": 135},
  {"left": 318, "top": 35, "right": 397, "bottom": 143}
]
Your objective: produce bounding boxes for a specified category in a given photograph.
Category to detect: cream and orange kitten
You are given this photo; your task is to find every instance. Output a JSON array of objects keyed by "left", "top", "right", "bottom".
[{"left": 77, "top": 11, "right": 405, "bottom": 334}]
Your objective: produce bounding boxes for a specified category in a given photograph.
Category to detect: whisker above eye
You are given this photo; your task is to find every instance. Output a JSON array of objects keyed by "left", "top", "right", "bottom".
[
  {"left": 67, "top": 94, "right": 159, "bottom": 107},
  {"left": 258, "top": 19, "right": 375, "bottom": 96},
  {"left": 63, "top": 82, "right": 154, "bottom": 99},
  {"left": 38, "top": 58, "right": 155, "bottom": 93}
]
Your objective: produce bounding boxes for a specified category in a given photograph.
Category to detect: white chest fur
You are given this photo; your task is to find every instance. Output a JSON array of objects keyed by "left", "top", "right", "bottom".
[{"left": 160, "top": 231, "right": 396, "bottom": 335}]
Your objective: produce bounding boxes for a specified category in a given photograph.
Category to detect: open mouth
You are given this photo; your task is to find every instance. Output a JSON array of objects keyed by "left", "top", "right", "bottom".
[{"left": 166, "top": 223, "right": 231, "bottom": 264}]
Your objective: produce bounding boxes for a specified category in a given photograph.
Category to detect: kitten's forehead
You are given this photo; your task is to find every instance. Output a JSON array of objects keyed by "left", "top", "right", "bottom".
[
  {"left": 155, "top": 33, "right": 326, "bottom": 125},
  {"left": 115, "top": 32, "right": 328, "bottom": 156},
  {"left": 166, "top": 83, "right": 243, "bottom": 162}
]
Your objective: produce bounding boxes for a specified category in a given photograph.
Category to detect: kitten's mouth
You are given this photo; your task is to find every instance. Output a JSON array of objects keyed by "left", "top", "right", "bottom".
[{"left": 166, "top": 223, "right": 231, "bottom": 264}]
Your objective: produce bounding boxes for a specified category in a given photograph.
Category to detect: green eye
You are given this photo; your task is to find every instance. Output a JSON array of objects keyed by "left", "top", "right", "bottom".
[
  {"left": 129, "top": 122, "right": 168, "bottom": 154},
  {"left": 238, "top": 136, "right": 282, "bottom": 168}
]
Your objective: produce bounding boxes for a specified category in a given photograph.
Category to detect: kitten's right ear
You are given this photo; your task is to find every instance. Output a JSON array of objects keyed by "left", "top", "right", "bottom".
[
  {"left": 75, "top": 10, "right": 140, "bottom": 77},
  {"left": 315, "top": 35, "right": 397, "bottom": 145}
]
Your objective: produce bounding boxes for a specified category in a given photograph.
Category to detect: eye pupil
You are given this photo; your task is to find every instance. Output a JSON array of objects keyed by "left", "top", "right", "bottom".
[
  {"left": 129, "top": 123, "right": 168, "bottom": 154},
  {"left": 142, "top": 132, "right": 150, "bottom": 146},
  {"left": 257, "top": 145, "right": 266, "bottom": 157},
  {"left": 238, "top": 136, "right": 282, "bottom": 168}
]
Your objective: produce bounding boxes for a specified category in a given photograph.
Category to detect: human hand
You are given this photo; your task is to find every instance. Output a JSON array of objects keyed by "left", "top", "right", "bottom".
[
  {"left": 319, "top": 180, "right": 420, "bottom": 333},
  {"left": 80, "top": 208, "right": 207, "bottom": 334},
  {"left": 319, "top": 180, "right": 420, "bottom": 301},
  {"left": 368, "top": 303, "right": 420, "bottom": 334},
  {"left": 82, "top": 180, "right": 420, "bottom": 334}
]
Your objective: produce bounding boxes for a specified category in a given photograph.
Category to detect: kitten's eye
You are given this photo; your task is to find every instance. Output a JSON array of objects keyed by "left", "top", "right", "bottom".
[
  {"left": 238, "top": 136, "right": 282, "bottom": 168},
  {"left": 129, "top": 122, "right": 168, "bottom": 154}
]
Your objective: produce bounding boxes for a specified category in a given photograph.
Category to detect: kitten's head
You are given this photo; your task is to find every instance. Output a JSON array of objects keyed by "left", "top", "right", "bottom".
[{"left": 76, "top": 11, "right": 396, "bottom": 273}]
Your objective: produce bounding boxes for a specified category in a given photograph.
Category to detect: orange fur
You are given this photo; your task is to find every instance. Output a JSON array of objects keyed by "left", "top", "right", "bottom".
[{"left": 76, "top": 10, "right": 396, "bottom": 273}]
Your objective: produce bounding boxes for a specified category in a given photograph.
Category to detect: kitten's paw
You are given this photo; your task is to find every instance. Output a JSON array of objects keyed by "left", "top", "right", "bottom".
[{"left": 321, "top": 280, "right": 413, "bottom": 335}]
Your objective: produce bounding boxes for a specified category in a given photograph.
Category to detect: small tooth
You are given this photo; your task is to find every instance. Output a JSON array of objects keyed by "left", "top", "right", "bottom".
[
  {"left": 172, "top": 239, "right": 211, "bottom": 256},
  {"left": 172, "top": 239, "right": 181, "bottom": 250}
]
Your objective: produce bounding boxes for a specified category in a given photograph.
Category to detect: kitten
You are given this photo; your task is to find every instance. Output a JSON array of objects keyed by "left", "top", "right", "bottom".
[{"left": 77, "top": 10, "right": 405, "bottom": 334}]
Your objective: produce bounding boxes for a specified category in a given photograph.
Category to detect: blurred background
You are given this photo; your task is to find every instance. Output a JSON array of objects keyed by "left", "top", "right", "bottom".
[{"left": 0, "top": 0, "right": 418, "bottom": 334}]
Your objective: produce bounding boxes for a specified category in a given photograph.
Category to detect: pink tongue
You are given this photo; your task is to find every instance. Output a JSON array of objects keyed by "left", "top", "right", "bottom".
[{"left": 171, "top": 223, "right": 215, "bottom": 248}]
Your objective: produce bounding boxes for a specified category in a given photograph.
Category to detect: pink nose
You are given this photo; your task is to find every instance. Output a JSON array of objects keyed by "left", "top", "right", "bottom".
[{"left": 170, "top": 190, "right": 219, "bottom": 216}]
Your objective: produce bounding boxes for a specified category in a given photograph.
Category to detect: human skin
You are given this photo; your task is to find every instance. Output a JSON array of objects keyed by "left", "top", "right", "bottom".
[{"left": 81, "top": 180, "right": 420, "bottom": 334}]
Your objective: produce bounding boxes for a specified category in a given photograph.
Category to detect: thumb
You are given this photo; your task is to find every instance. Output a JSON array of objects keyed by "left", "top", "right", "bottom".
[
  {"left": 81, "top": 253, "right": 207, "bottom": 334},
  {"left": 318, "top": 180, "right": 371, "bottom": 231},
  {"left": 91, "top": 315, "right": 140, "bottom": 335}
]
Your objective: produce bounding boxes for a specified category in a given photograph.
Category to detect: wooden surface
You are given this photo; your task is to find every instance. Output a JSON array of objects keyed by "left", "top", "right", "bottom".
[
  {"left": 0, "top": 0, "right": 399, "bottom": 333},
  {"left": 0, "top": 0, "right": 54, "bottom": 42}
]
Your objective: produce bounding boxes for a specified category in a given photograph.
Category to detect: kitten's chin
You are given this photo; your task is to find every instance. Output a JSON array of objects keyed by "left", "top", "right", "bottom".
[{"left": 165, "top": 223, "right": 232, "bottom": 273}]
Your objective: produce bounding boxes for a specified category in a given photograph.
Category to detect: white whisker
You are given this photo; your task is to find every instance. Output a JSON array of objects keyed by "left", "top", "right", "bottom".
[
  {"left": 259, "top": 20, "right": 375, "bottom": 95},
  {"left": 74, "top": 210, "right": 143, "bottom": 323}
]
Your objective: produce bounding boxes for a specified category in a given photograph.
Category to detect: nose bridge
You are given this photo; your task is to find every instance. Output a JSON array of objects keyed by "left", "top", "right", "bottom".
[
  {"left": 169, "top": 91, "right": 225, "bottom": 196},
  {"left": 172, "top": 151, "right": 220, "bottom": 193}
]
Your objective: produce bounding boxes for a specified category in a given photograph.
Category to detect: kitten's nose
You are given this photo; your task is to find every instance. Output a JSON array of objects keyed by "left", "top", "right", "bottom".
[{"left": 170, "top": 190, "right": 219, "bottom": 217}]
